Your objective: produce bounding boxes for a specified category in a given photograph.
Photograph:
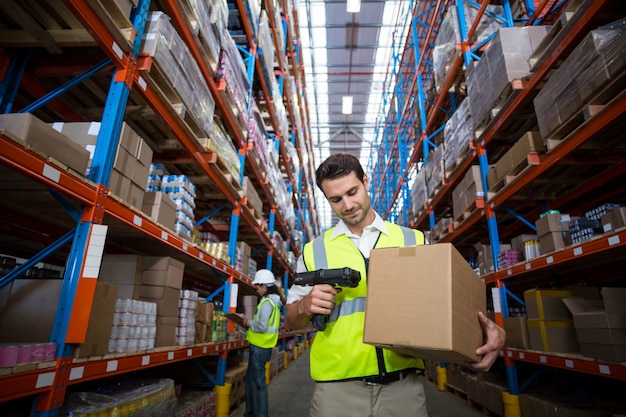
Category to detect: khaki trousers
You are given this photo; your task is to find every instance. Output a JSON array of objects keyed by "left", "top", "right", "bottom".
[{"left": 309, "top": 373, "right": 428, "bottom": 417}]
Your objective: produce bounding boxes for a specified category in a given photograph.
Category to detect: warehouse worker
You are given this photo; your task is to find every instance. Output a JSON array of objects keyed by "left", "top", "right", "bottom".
[
  {"left": 242, "top": 269, "right": 283, "bottom": 417},
  {"left": 286, "top": 153, "right": 506, "bottom": 417}
]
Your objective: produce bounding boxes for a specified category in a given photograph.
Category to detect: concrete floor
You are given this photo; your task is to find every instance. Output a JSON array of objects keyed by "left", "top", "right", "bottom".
[{"left": 231, "top": 349, "right": 485, "bottom": 417}]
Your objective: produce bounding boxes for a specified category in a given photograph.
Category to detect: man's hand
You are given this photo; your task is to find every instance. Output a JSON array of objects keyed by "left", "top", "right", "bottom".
[
  {"left": 286, "top": 284, "right": 340, "bottom": 330},
  {"left": 467, "top": 311, "right": 506, "bottom": 372}
]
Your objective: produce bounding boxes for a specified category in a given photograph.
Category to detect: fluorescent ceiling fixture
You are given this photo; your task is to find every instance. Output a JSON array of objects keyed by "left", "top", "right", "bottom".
[
  {"left": 342, "top": 96, "right": 353, "bottom": 114},
  {"left": 347, "top": 0, "right": 361, "bottom": 13}
]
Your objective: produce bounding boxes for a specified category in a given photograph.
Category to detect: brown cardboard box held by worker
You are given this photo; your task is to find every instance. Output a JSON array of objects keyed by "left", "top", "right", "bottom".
[{"left": 363, "top": 243, "right": 486, "bottom": 364}]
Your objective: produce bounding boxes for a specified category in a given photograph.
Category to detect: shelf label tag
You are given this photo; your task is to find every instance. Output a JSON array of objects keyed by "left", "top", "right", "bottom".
[
  {"left": 608, "top": 236, "right": 620, "bottom": 246},
  {"left": 599, "top": 365, "right": 610, "bottom": 375},
  {"left": 142, "top": 356, "right": 150, "bottom": 366},
  {"left": 42, "top": 164, "right": 61, "bottom": 183},
  {"left": 546, "top": 256, "right": 554, "bottom": 264},
  {"left": 168, "top": 352, "right": 174, "bottom": 360},
  {"left": 187, "top": 349, "right": 193, "bottom": 357},
  {"left": 106, "top": 360, "right": 118, "bottom": 372},
  {"left": 203, "top": 346, "right": 208, "bottom": 354},
  {"left": 519, "top": 353, "right": 525, "bottom": 360},
  {"left": 133, "top": 215, "right": 142, "bottom": 227},
  {"left": 525, "top": 263, "right": 531, "bottom": 270},
  {"left": 112, "top": 42, "right": 123, "bottom": 59},
  {"left": 183, "top": 243, "right": 188, "bottom": 250},
  {"left": 573, "top": 247, "right": 583, "bottom": 256},
  {"left": 491, "top": 288, "right": 502, "bottom": 313},
  {"left": 70, "top": 367, "right": 85, "bottom": 381},
  {"left": 565, "top": 360, "right": 574, "bottom": 368},
  {"left": 540, "top": 356, "right": 547, "bottom": 363},
  {"left": 161, "top": 231, "right": 168, "bottom": 240},
  {"left": 35, "top": 372, "right": 56, "bottom": 389}
]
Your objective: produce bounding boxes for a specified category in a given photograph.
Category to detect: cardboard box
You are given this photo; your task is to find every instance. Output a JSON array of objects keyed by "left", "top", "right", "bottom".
[
  {"left": 74, "top": 283, "right": 118, "bottom": 357},
  {"left": 510, "top": 233, "right": 538, "bottom": 254},
  {"left": 503, "top": 317, "right": 531, "bottom": 349},
  {"left": 139, "top": 285, "right": 181, "bottom": 317},
  {"left": 527, "top": 319, "right": 580, "bottom": 353},
  {"left": 0, "top": 113, "right": 90, "bottom": 174},
  {"left": 155, "top": 316, "right": 178, "bottom": 347},
  {"left": 0, "top": 280, "right": 117, "bottom": 356},
  {"left": 141, "top": 256, "right": 185, "bottom": 289},
  {"left": 364, "top": 243, "right": 486, "bottom": 364},
  {"left": 524, "top": 288, "right": 599, "bottom": 321},
  {"left": 99, "top": 254, "right": 144, "bottom": 286},
  {"left": 538, "top": 231, "right": 571, "bottom": 254},
  {"left": 142, "top": 191, "right": 177, "bottom": 229},
  {"left": 535, "top": 213, "right": 571, "bottom": 236},
  {"left": 0, "top": 279, "right": 64, "bottom": 342},
  {"left": 601, "top": 207, "right": 626, "bottom": 233}
]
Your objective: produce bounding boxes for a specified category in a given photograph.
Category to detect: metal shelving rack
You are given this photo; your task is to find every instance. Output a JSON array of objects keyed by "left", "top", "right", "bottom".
[
  {"left": 369, "top": 0, "right": 626, "bottom": 413},
  {"left": 0, "top": 0, "right": 317, "bottom": 415}
]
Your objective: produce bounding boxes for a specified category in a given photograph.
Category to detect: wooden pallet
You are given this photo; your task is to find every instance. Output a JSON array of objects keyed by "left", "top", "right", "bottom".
[
  {"left": 487, "top": 152, "right": 542, "bottom": 196},
  {"left": 454, "top": 196, "right": 484, "bottom": 227},
  {"left": 445, "top": 141, "right": 475, "bottom": 177}
]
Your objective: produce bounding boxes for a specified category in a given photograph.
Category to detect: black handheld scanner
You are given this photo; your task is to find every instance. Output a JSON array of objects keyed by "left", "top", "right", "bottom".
[{"left": 294, "top": 268, "right": 361, "bottom": 330}]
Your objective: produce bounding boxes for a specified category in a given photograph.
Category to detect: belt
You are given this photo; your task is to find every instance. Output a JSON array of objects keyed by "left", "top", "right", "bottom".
[{"left": 362, "top": 369, "right": 415, "bottom": 386}]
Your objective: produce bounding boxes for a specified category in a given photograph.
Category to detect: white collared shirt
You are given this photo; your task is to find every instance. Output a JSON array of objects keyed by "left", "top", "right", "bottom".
[{"left": 286, "top": 212, "right": 388, "bottom": 304}]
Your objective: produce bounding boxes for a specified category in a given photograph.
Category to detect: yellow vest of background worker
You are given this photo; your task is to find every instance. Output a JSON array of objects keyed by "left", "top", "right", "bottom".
[
  {"left": 303, "top": 221, "right": 426, "bottom": 382},
  {"left": 246, "top": 297, "right": 280, "bottom": 348}
]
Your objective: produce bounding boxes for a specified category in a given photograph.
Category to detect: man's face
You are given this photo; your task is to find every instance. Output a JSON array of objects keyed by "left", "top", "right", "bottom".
[{"left": 321, "top": 172, "right": 372, "bottom": 229}]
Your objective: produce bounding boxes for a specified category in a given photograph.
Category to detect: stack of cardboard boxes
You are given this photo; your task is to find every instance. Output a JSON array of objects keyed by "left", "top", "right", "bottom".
[{"left": 195, "top": 300, "right": 215, "bottom": 344}]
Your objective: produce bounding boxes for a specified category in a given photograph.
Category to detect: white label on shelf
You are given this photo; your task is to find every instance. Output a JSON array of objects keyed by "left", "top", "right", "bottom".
[
  {"left": 599, "top": 365, "right": 611, "bottom": 375},
  {"left": 507, "top": 351, "right": 513, "bottom": 357},
  {"left": 112, "top": 42, "right": 123, "bottom": 59},
  {"left": 565, "top": 360, "right": 574, "bottom": 368},
  {"left": 138, "top": 76, "right": 147, "bottom": 90},
  {"left": 168, "top": 352, "right": 174, "bottom": 360},
  {"left": 507, "top": 269, "right": 512, "bottom": 276},
  {"left": 525, "top": 263, "right": 531, "bottom": 270},
  {"left": 142, "top": 356, "right": 150, "bottom": 366},
  {"left": 519, "top": 352, "right": 525, "bottom": 360},
  {"left": 35, "top": 372, "right": 56, "bottom": 389},
  {"left": 133, "top": 215, "right": 142, "bottom": 227},
  {"left": 199, "top": 252, "right": 204, "bottom": 260},
  {"left": 187, "top": 349, "right": 193, "bottom": 356},
  {"left": 546, "top": 256, "right": 554, "bottom": 264},
  {"left": 106, "top": 360, "right": 118, "bottom": 372},
  {"left": 491, "top": 288, "right": 502, "bottom": 313},
  {"left": 183, "top": 243, "right": 188, "bottom": 250},
  {"left": 69, "top": 367, "right": 84, "bottom": 381},
  {"left": 608, "top": 235, "right": 620, "bottom": 246},
  {"left": 203, "top": 346, "right": 208, "bottom": 354},
  {"left": 212, "top": 259, "right": 216, "bottom": 265},
  {"left": 540, "top": 356, "right": 547, "bottom": 363},
  {"left": 573, "top": 247, "right": 583, "bottom": 256},
  {"left": 42, "top": 164, "right": 61, "bottom": 183},
  {"left": 161, "top": 231, "right": 168, "bottom": 240}
]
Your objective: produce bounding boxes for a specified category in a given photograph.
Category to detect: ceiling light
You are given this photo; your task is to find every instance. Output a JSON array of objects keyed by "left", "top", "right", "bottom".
[
  {"left": 342, "top": 96, "right": 353, "bottom": 114},
  {"left": 346, "top": 0, "right": 361, "bottom": 13}
]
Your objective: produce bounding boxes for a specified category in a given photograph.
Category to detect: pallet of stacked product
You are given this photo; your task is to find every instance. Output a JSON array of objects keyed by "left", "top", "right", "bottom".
[
  {"left": 139, "top": 11, "right": 216, "bottom": 140},
  {"left": 452, "top": 165, "right": 483, "bottom": 225},
  {"left": 410, "top": 169, "right": 427, "bottom": 220},
  {"left": 443, "top": 98, "right": 475, "bottom": 177},
  {"left": 534, "top": 23, "right": 626, "bottom": 143},
  {"left": 217, "top": 32, "right": 250, "bottom": 130},
  {"left": 467, "top": 26, "right": 550, "bottom": 134}
]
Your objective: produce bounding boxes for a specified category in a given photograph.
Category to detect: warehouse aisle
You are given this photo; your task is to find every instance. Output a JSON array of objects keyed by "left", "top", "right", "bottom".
[{"left": 231, "top": 349, "right": 485, "bottom": 417}]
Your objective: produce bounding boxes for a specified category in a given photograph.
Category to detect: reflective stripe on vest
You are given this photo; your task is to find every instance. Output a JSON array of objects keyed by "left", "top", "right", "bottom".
[
  {"left": 304, "top": 221, "right": 425, "bottom": 381},
  {"left": 246, "top": 297, "right": 280, "bottom": 348}
]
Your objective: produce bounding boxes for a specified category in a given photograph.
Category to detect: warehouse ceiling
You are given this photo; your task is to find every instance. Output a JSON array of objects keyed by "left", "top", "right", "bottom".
[{"left": 298, "top": 0, "right": 414, "bottom": 228}]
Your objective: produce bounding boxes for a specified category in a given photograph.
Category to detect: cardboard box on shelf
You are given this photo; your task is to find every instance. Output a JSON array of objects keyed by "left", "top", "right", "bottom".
[
  {"left": 601, "top": 207, "right": 626, "bottom": 233},
  {"left": 155, "top": 316, "right": 178, "bottom": 347},
  {"left": 503, "top": 317, "right": 531, "bottom": 349},
  {"left": 527, "top": 319, "right": 580, "bottom": 353},
  {"left": 142, "top": 191, "right": 177, "bottom": 229},
  {"left": 538, "top": 230, "right": 571, "bottom": 254},
  {"left": 563, "top": 288, "right": 626, "bottom": 362},
  {"left": 0, "top": 113, "right": 90, "bottom": 174},
  {"left": 535, "top": 213, "right": 571, "bottom": 236},
  {"left": 99, "top": 254, "right": 144, "bottom": 286},
  {"left": 74, "top": 283, "right": 118, "bottom": 357},
  {"left": 0, "top": 280, "right": 117, "bottom": 356},
  {"left": 138, "top": 285, "right": 180, "bottom": 317},
  {"left": 141, "top": 256, "right": 185, "bottom": 289},
  {"left": 524, "top": 288, "right": 600, "bottom": 321},
  {"left": 364, "top": 243, "right": 486, "bottom": 364}
]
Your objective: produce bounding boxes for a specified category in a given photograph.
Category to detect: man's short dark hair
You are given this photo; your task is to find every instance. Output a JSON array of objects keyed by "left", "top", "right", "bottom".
[{"left": 315, "top": 153, "right": 365, "bottom": 191}]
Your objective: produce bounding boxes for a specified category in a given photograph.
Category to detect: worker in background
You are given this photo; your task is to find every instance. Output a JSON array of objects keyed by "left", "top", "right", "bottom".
[
  {"left": 242, "top": 269, "right": 283, "bottom": 417},
  {"left": 286, "top": 153, "right": 506, "bottom": 417}
]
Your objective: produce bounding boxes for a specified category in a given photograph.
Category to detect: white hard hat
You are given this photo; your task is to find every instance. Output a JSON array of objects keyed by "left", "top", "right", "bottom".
[{"left": 252, "top": 269, "right": 276, "bottom": 285}]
